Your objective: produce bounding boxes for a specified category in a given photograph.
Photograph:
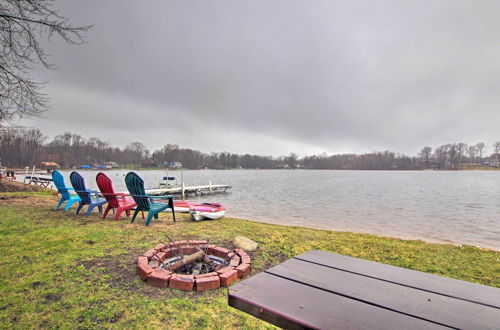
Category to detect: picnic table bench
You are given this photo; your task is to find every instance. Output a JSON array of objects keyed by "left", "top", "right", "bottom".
[{"left": 228, "top": 250, "right": 500, "bottom": 329}]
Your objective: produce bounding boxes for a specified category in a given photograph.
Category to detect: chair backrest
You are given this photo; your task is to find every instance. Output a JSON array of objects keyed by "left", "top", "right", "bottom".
[
  {"left": 96, "top": 172, "right": 119, "bottom": 207},
  {"left": 125, "top": 172, "right": 150, "bottom": 211},
  {"left": 70, "top": 171, "right": 91, "bottom": 204},
  {"left": 52, "top": 170, "right": 70, "bottom": 199}
]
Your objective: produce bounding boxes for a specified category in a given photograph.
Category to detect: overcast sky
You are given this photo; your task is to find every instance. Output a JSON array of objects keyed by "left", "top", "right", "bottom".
[{"left": 20, "top": 0, "right": 500, "bottom": 156}]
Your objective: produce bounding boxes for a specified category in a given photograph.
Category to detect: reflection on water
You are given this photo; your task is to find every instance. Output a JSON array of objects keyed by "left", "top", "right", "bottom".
[{"left": 61, "top": 169, "right": 500, "bottom": 250}]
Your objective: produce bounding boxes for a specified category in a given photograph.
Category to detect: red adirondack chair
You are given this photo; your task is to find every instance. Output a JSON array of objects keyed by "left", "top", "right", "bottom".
[{"left": 96, "top": 172, "right": 143, "bottom": 221}]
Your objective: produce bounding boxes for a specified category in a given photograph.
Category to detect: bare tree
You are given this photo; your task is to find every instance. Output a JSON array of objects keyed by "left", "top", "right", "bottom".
[
  {"left": 23, "top": 128, "right": 45, "bottom": 165},
  {"left": 467, "top": 145, "right": 477, "bottom": 164},
  {"left": 492, "top": 142, "right": 500, "bottom": 167},
  {"left": 0, "top": 0, "right": 90, "bottom": 125},
  {"left": 493, "top": 142, "right": 500, "bottom": 155},
  {"left": 456, "top": 143, "right": 467, "bottom": 166},
  {"left": 285, "top": 152, "right": 299, "bottom": 168},
  {"left": 125, "top": 142, "right": 148, "bottom": 168},
  {"left": 434, "top": 145, "right": 449, "bottom": 169},
  {"left": 419, "top": 146, "right": 432, "bottom": 167},
  {"left": 475, "top": 142, "right": 485, "bottom": 164}
]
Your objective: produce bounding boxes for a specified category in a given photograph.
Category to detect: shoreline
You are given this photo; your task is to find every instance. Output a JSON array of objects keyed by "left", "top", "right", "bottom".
[
  {"left": 2, "top": 179, "right": 498, "bottom": 251},
  {"left": 20, "top": 166, "right": 500, "bottom": 171},
  {"left": 228, "top": 215, "right": 500, "bottom": 252}
]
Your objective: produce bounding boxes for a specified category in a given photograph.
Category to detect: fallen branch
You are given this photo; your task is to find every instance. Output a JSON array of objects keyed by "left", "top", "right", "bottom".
[
  {"left": 170, "top": 247, "right": 212, "bottom": 271},
  {"left": 151, "top": 251, "right": 170, "bottom": 271}
]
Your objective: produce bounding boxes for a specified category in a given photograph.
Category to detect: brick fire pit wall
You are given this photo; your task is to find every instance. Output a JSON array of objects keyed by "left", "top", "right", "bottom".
[{"left": 136, "top": 240, "right": 251, "bottom": 291}]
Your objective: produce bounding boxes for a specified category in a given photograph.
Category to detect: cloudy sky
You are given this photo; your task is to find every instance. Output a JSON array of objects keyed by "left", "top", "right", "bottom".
[{"left": 21, "top": 0, "right": 500, "bottom": 156}]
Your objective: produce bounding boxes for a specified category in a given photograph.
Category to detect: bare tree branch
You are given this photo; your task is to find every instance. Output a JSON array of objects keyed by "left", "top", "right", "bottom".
[{"left": 0, "top": 0, "right": 91, "bottom": 126}]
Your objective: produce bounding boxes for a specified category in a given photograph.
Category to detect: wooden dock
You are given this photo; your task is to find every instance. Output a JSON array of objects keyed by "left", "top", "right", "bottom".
[
  {"left": 145, "top": 183, "right": 231, "bottom": 197},
  {"left": 23, "top": 175, "right": 53, "bottom": 187}
]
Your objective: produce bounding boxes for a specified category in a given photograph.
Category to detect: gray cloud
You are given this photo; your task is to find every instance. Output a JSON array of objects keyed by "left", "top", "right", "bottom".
[{"left": 22, "top": 0, "right": 500, "bottom": 156}]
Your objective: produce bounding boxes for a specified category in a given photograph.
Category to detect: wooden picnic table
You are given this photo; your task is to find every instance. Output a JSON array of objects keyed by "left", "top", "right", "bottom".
[{"left": 228, "top": 250, "right": 500, "bottom": 329}]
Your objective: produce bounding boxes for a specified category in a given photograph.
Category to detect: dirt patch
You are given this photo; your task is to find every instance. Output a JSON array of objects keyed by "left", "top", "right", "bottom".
[
  {"left": 44, "top": 293, "right": 62, "bottom": 302},
  {"left": 0, "top": 195, "right": 28, "bottom": 200},
  {"left": 250, "top": 249, "right": 288, "bottom": 271},
  {"left": 0, "top": 180, "right": 53, "bottom": 193},
  {"left": 0, "top": 195, "right": 54, "bottom": 207},
  {"left": 77, "top": 248, "right": 232, "bottom": 299}
]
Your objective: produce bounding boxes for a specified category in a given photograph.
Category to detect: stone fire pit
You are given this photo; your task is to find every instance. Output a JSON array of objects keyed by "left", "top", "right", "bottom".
[{"left": 136, "top": 240, "right": 251, "bottom": 291}]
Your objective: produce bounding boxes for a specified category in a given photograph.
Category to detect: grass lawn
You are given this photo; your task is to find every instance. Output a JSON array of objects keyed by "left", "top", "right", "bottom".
[{"left": 0, "top": 184, "right": 499, "bottom": 329}]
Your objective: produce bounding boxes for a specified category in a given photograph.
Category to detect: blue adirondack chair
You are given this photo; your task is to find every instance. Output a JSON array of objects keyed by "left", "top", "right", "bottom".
[
  {"left": 125, "top": 172, "right": 176, "bottom": 226},
  {"left": 70, "top": 171, "right": 107, "bottom": 216},
  {"left": 52, "top": 170, "right": 81, "bottom": 210}
]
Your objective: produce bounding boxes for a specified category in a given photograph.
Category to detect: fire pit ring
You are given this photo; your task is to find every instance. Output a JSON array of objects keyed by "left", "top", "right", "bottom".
[{"left": 136, "top": 240, "right": 251, "bottom": 291}]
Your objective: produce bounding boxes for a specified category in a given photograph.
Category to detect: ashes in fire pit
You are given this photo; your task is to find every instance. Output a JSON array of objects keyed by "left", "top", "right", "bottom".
[{"left": 137, "top": 240, "right": 251, "bottom": 291}]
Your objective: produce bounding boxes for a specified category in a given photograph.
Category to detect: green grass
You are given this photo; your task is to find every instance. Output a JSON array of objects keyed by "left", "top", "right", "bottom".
[{"left": 0, "top": 193, "right": 499, "bottom": 329}]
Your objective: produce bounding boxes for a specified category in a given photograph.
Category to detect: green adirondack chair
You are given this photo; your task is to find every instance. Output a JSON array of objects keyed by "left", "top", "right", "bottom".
[{"left": 125, "top": 172, "right": 176, "bottom": 226}]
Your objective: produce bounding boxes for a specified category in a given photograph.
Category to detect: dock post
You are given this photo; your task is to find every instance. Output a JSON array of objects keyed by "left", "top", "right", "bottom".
[
  {"left": 23, "top": 167, "right": 29, "bottom": 183},
  {"left": 209, "top": 181, "right": 212, "bottom": 192},
  {"left": 181, "top": 168, "right": 185, "bottom": 199}
]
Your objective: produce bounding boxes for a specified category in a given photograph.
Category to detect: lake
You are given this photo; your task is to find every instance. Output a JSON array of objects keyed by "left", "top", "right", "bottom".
[{"left": 60, "top": 169, "right": 500, "bottom": 250}]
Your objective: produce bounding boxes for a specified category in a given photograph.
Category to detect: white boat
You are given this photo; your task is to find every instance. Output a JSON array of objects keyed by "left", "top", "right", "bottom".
[{"left": 157, "top": 176, "right": 181, "bottom": 189}]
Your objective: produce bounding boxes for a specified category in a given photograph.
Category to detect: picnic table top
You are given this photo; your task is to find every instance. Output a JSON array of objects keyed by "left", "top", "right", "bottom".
[{"left": 228, "top": 250, "right": 500, "bottom": 330}]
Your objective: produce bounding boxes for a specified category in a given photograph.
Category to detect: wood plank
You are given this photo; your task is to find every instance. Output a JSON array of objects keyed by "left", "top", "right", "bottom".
[
  {"left": 229, "top": 272, "right": 447, "bottom": 330},
  {"left": 266, "top": 259, "right": 500, "bottom": 330},
  {"left": 295, "top": 250, "right": 500, "bottom": 308}
]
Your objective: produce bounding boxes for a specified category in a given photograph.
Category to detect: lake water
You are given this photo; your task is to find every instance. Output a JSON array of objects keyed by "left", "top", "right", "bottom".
[{"left": 60, "top": 169, "right": 500, "bottom": 250}]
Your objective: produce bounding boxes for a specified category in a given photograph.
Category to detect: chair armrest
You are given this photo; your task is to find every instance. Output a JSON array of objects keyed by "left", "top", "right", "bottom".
[
  {"left": 88, "top": 190, "right": 100, "bottom": 198},
  {"left": 149, "top": 195, "right": 173, "bottom": 200},
  {"left": 130, "top": 194, "right": 148, "bottom": 199}
]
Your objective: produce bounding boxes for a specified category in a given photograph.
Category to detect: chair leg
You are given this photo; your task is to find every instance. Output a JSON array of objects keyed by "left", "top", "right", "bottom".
[
  {"left": 154, "top": 213, "right": 159, "bottom": 219},
  {"left": 145, "top": 212, "right": 156, "bottom": 226},
  {"left": 86, "top": 205, "right": 95, "bottom": 216},
  {"left": 55, "top": 197, "right": 66, "bottom": 210},
  {"left": 103, "top": 205, "right": 113, "bottom": 219},
  {"left": 114, "top": 207, "right": 125, "bottom": 221},
  {"left": 65, "top": 199, "right": 77, "bottom": 211},
  {"left": 98, "top": 205, "right": 103, "bottom": 213},
  {"left": 75, "top": 203, "right": 84, "bottom": 215},
  {"left": 131, "top": 209, "right": 140, "bottom": 223},
  {"left": 169, "top": 198, "right": 176, "bottom": 222},
  {"left": 125, "top": 209, "right": 130, "bottom": 217}
]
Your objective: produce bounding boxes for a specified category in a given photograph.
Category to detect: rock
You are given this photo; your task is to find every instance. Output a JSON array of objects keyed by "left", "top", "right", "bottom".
[{"left": 233, "top": 236, "right": 258, "bottom": 251}]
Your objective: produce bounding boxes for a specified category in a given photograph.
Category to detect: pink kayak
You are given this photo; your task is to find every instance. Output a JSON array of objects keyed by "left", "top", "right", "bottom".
[{"left": 172, "top": 201, "right": 225, "bottom": 221}]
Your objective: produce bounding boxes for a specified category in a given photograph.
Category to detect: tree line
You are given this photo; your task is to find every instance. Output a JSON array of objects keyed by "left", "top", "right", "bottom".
[{"left": 1, "top": 128, "right": 500, "bottom": 170}]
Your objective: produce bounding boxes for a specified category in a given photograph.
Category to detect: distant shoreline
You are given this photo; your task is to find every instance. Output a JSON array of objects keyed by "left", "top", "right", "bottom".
[{"left": 57, "top": 167, "right": 500, "bottom": 171}]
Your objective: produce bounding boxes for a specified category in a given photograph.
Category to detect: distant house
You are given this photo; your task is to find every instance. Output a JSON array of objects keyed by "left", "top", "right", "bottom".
[
  {"left": 490, "top": 153, "right": 500, "bottom": 167},
  {"left": 105, "top": 161, "right": 119, "bottom": 169},
  {"left": 39, "top": 162, "right": 60, "bottom": 171},
  {"left": 167, "top": 161, "right": 183, "bottom": 168}
]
